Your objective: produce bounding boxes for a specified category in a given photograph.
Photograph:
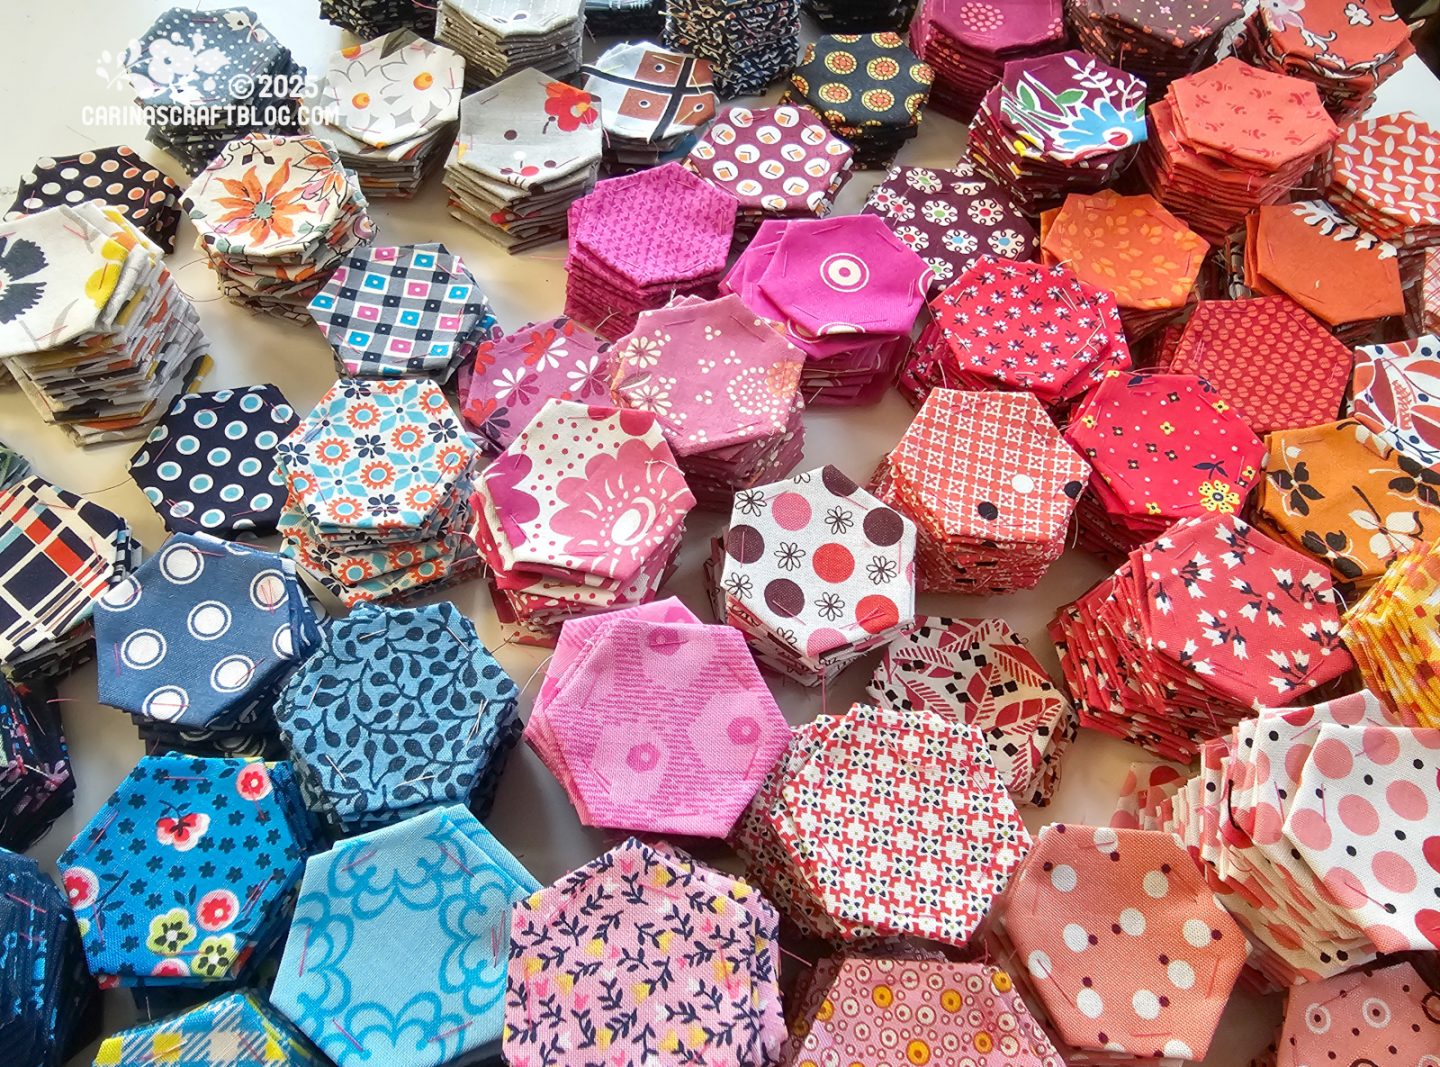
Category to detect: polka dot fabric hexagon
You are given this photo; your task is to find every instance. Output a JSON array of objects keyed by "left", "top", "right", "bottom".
[
  {"left": 1278, "top": 961, "right": 1440, "bottom": 1066},
  {"left": 6, "top": 146, "right": 182, "bottom": 252},
  {"left": 987, "top": 824, "right": 1247, "bottom": 1062},
  {"left": 128, "top": 385, "right": 298, "bottom": 538},
  {"left": 716, "top": 465, "right": 917, "bottom": 685}
]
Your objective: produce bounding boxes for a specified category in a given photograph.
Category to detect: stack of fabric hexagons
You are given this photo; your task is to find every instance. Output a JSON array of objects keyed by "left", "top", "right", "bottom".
[
  {"left": 275, "top": 377, "right": 481, "bottom": 605},
  {"left": 310, "top": 32, "right": 465, "bottom": 199},
  {"left": 472, "top": 399, "right": 696, "bottom": 641},
  {"left": 437, "top": 0, "right": 584, "bottom": 88},
  {"left": 711, "top": 465, "right": 918, "bottom": 686},
  {"left": 274, "top": 602, "right": 521, "bottom": 835},
  {"left": 871, "top": 390, "right": 1089, "bottom": 593},
  {"left": 607, "top": 294, "right": 806, "bottom": 508},
  {"left": 527, "top": 599, "right": 791, "bottom": 836},
  {"left": 731, "top": 701, "right": 1030, "bottom": 944},
  {"left": 307, "top": 242, "right": 501, "bottom": 380}
]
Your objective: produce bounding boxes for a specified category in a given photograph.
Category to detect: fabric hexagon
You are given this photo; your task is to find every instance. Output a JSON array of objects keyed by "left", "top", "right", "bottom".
[
  {"left": 274, "top": 601, "right": 521, "bottom": 834},
  {"left": 94, "top": 533, "right": 320, "bottom": 748},
  {"left": 58, "top": 755, "right": 319, "bottom": 988},
  {"left": 986, "top": 824, "right": 1246, "bottom": 1062},
  {"left": 504, "top": 838, "right": 784, "bottom": 1067},
  {"left": 128, "top": 385, "right": 298, "bottom": 538},
  {"left": 271, "top": 806, "right": 536, "bottom": 1067},
  {"left": 91, "top": 991, "right": 323, "bottom": 1066},
  {"left": 715, "top": 464, "right": 917, "bottom": 686},
  {"left": 528, "top": 612, "right": 791, "bottom": 836}
]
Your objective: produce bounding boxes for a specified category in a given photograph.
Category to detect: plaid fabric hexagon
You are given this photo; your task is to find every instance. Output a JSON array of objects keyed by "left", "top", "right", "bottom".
[{"left": 91, "top": 991, "right": 324, "bottom": 1066}]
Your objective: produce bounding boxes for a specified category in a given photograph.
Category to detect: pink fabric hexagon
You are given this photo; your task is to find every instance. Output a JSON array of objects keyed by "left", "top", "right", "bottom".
[
  {"left": 527, "top": 611, "right": 791, "bottom": 837},
  {"left": 756, "top": 215, "right": 932, "bottom": 338}
]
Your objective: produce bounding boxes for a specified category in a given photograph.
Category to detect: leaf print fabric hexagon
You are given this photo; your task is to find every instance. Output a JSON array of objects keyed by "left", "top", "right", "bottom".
[
  {"left": 1351, "top": 334, "right": 1440, "bottom": 468},
  {"left": 274, "top": 602, "right": 521, "bottom": 835},
  {"left": 504, "top": 838, "right": 784, "bottom": 1067},
  {"left": 527, "top": 614, "right": 791, "bottom": 837},
  {"left": 128, "top": 384, "right": 298, "bottom": 538},
  {"left": 272, "top": 806, "right": 537, "bottom": 1067},
  {"left": 716, "top": 465, "right": 917, "bottom": 686},
  {"left": 985, "top": 824, "right": 1247, "bottom": 1062},
  {"left": 58, "top": 754, "right": 318, "bottom": 988},
  {"left": 1327, "top": 111, "right": 1440, "bottom": 245}
]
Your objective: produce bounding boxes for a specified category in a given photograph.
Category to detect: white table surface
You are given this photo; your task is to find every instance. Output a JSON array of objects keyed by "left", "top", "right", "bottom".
[{"left": 4, "top": 3, "right": 1435, "bottom": 1063}]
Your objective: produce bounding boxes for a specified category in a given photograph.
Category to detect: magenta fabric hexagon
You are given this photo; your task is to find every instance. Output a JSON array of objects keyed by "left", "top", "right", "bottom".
[
  {"left": 568, "top": 162, "right": 738, "bottom": 288},
  {"left": 756, "top": 215, "right": 932, "bottom": 338},
  {"left": 526, "top": 613, "right": 792, "bottom": 836}
]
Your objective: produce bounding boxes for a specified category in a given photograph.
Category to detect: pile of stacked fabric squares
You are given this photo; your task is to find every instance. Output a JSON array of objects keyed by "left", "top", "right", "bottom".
[
  {"left": 437, "top": 0, "right": 584, "bottom": 88},
  {"left": 0, "top": 676, "right": 73, "bottom": 851},
  {"left": 0, "top": 849, "right": 94, "bottom": 1067},
  {"left": 6, "top": 146, "right": 182, "bottom": 253},
  {"left": 181, "top": 134, "right": 374, "bottom": 322},
  {"left": 307, "top": 242, "right": 501, "bottom": 380},
  {"left": 1050, "top": 513, "right": 1354, "bottom": 761},
  {"left": 899, "top": 257, "right": 1129, "bottom": 409},
  {"left": 710, "top": 465, "right": 917, "bottom": 686},
  {"left": 0, "top": 203, "right": 209, "bottom": 444},
  {"left": 1062, "top": 371, "right": 1267, "bottom": 559},
  {"left": 1040, "top": 190, "right": 1207, "bottom": 339},
  {"left": 983, "top": 823, "right": 1247, "bottom": 1062},
  {"left": 505, "top": 838, "right": 784, "bottom": 1067},
  {"left": 275, "top": 377, "right": 481, "bottom": 605},
  {"left": 58, "top": 754, "right": 321, "bottom": 993},
  {"left": 275, "top": 602, "right": 520, "bottom": 835},
  {"left": 730, "top": 701, "right": 1029, "bottom": 944},
  {"left": 683, "top": 104, "right": 854, "bottom": 240},
  {"left": 93, "top": 533, "right": 321, "bottom": 755},
  {"left": 722, "top": 215, "right": 931, "bottom": 405},
  {"left": 607, "top": 294, "right": 806, "bottom": 507},
  {"left": 1137, "top": 58, "right": 1338, "bottom": 242},
  {"left": 460, "top": 317, "right": 613, "bottom": 452},
  {"left": 910, "top": 0, "right": 1065, "bottom": 120},
  {"left": 781, "top": 33, "right": 934, "bottom": 169},
  {"left": 868, "top": 616, "right": 1076, "bottom": 807},
  {"left": 310, "top": 32, "right": 464, "bottom": 199},
  {"left": 1067, "top": 0, "right": 1245, "bottom": 94},
  {"left": 526, "top": 601, "right": 792, "bottom": 836},
  {"left": 1157, "top": 296, "right": 1353, "bottom": 434},
  {"left": 870, "top": 389, "right": 1089, "bottom": 593},
  {"left": 968, "top": 50, "right": 1146, "bottom": 211},
  {"left": 581, "top": 43, "right": 718, "bottom": 172},
  {"left": 273, "top": 806, "right": 535, "bottom": 1066},
  {"left": 127, "top": 384, "right": 299, "bottom": 538},
  {"left": 444, "top": 69, "right": 602, "bottom": 252},
  {"left": 1229, "top": 0, "right": 1414, "bottom": 117},
  {"left": 862, "top": 162, "right": 1036, "bottom": 295},
  {"left": 564, "top": 163, "right": 738, "bottom": 341},
  {"left": 0, "top": 478, "right": 135, "bottom": 682},
  {"left": 123, "top": 7, "right": 305, "bottom": 173},
  {"left": 472, "top": 399, "right": 696, "bottom": 641},
  {"left": 664, "top": 0, "right": 801, "bottom": 98}
]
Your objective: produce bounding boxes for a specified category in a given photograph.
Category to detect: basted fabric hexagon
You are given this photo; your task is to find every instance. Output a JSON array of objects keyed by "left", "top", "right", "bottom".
[
  {"left": 128, "top": 384, "right": 298, "bottom": 538},
  {"left": 1350, "top": 333, "right": 1440, "bottom": 468},
  {"left": 307, "top": 243, "right": 500, "bottom": 380},
  {"left": 504, "top": 838, "right": 784, "bottom": 1067},
  {"left": 986, "top": 824, "right": 1247, "bottom": 1062},
  {"left": 93, "top": 533, "right": 320, "bottom": 744},
  {"left": 527, "top": 612, "right": 791, "bottom": 837},
  {"left": 271, "top": 805, "right": 537, "bottom": 1067},
  {"left": 91, "top": 991, "right": 324, "bottom": 1066},
  {"left": 716, "top": 464, "right": 917, "bottom": 686},
  {"left": 274, "top": 601, "right": 521, "bottom": 835},
  {"left": 57, "top": 755, "right": 319, "bottom": 989}
]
